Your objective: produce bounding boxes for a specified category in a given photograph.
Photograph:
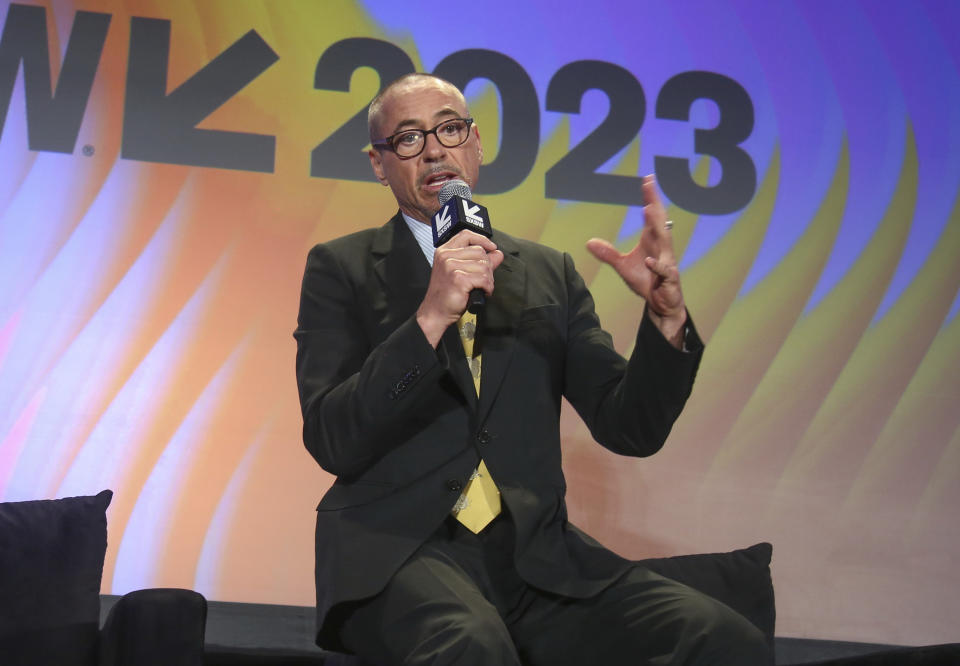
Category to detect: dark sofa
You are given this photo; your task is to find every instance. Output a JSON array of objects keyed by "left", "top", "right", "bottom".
[
  {"left": 5, "top": 491, "right": 956, "bottom": 665},
  {"left": 193, "top": 543, "right": 958, "bottom": 666},
  {"left": 0, "top": 490, "right": 207, "bottom": 666}
]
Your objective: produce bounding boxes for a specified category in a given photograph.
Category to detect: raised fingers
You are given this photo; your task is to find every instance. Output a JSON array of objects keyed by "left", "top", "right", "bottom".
[
  {"left": 641, "top": 175, "right": 674, "bottom": 243},
  {"left": 641, "top": 175, "right": 666, "bottom": 223},
  {"left": 585, "top": 237, "right": 623, "bottom": 268}
]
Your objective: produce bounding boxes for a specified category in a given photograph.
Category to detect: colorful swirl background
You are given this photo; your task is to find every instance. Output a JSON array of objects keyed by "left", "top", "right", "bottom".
[{"left": 1, "top": 0, "right": 957, "bottom": 645}]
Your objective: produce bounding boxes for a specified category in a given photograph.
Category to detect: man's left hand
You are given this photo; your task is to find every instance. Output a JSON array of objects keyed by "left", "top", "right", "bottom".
[{"left": 586, "top": 175, "right": 687, "bottom": 348}]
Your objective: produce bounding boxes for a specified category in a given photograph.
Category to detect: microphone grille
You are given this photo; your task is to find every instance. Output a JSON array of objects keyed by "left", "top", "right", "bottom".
[{"left": 438, "top": 179, "right": 473, "bottom": 206}]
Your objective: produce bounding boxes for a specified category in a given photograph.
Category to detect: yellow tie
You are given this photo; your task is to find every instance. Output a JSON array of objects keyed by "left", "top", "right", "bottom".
[{"left": 451, "top": 311, "right": 501, "bottom": 533}]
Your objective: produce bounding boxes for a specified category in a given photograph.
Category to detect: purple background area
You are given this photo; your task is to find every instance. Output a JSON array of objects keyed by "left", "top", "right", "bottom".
[{"left": 362, "top": 0, "right": 959, "bottom": 323}]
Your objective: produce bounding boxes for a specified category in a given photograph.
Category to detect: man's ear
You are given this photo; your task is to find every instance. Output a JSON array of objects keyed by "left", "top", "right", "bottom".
[
  {"left": 473, "top": 124, "right": 483, "bottom": 163},
  {"left": 368, "top": 149, "right": 389, "bottom": 185}
]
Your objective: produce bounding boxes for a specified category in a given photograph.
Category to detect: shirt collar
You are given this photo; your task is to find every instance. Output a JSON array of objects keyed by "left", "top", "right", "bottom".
[{"left": 401, "top": 212, "right": 436, "bottom": 267}]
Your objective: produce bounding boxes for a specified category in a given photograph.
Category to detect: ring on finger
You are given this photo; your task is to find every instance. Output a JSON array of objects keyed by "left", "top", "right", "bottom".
[{"left": 664, "top": 219, "right": 674, "bottom": 231}]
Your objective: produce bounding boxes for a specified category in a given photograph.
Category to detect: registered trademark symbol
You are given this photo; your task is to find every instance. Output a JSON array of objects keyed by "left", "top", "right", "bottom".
[{"left": 82, "top": 144, "right": 95, "bottom": 156}]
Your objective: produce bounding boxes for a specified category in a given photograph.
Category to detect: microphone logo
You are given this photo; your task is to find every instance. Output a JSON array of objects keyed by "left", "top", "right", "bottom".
[
  {"left": 461, "top": 200, "right": 484, "bottom": 230},
  {"left": 435, "top": 204, "right": 453, "bottom": 237},
  {"left": 431, "top": 178, "right": 492, "bottom": 249}
]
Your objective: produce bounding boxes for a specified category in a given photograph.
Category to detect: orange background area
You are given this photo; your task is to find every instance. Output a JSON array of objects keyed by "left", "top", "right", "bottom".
[{"left": 0, "top": 0, "right": 957, "bottom": 647}]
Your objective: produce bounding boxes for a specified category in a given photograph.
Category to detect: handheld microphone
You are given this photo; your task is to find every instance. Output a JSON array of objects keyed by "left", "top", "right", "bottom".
[{"left": 431, "top": 180, "right": 493, "bottom": 314}]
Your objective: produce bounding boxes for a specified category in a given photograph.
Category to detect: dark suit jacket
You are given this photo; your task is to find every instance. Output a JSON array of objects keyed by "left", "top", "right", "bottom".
[{"left": 294, "top": 213, "right": 703, "bottom": 649}]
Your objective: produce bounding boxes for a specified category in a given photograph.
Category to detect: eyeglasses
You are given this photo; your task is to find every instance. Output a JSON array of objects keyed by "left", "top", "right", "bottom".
[{"left": 373, "top": 118, "right": 474, "bottom": 158}]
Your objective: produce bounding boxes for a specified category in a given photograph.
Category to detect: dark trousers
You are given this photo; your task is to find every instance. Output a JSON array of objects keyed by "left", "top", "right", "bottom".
[{"left": 339, "top": 514, "right": 770, "bottom": 666}]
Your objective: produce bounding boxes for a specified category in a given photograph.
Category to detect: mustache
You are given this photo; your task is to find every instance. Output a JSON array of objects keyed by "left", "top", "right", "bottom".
[{"left": 418, "top": 165, "right": 464, "bottom": 188}]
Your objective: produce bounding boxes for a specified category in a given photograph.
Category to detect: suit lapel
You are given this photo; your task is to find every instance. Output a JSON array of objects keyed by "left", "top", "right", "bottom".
[
  {"left": 476, "top": 232, "right": 525, "bottom": 423},
  {"left": 372, "top": 213, "right": 429, "bottom": 332}
]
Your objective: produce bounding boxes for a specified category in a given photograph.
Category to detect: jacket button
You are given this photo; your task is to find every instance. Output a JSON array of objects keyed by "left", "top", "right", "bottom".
[
  {"left": 445, "top": 479, "right": 462, "bottom": 492},
  {"left": 477, "top": 429, "right": 491, "bottom": 444}
]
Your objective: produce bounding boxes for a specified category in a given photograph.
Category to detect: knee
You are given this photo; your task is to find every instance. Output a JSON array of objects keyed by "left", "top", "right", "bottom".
[
  {"left": 413, "top": 609, "right": 520, "bottom": 665},
  {"left": 685, "top": 599, "right": 772, "bottom": 666},
  {"left": 340, "top": 597, "right": 520, "bottom": 665}
]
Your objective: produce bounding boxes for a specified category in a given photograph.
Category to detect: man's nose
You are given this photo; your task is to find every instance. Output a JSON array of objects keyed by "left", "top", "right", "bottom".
[{"left": 422, "top": 132, "right": 447, "bottom": 160}]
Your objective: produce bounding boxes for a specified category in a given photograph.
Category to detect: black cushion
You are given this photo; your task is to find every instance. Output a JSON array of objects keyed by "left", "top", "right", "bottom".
[
  {"left": 798, "top": 643, "right": 960, "bottom": 665},
  {"left": 638, "top": 542, "right": 776, "bottom": 650},
  {"left": 0, "top": 489, "right": 113, "bottom": 666},
  {"left": 101, "top": 588, "right": 208, "bottom": 666}
]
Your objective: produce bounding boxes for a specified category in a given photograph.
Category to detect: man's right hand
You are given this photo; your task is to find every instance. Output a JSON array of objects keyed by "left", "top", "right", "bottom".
[{"left": 416, "top": 229, "right": 504, "bottom": 348}]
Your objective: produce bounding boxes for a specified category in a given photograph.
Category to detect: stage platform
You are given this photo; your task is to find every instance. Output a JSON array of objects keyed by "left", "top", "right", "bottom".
[{"left": 101, "top": 595, "right": 909, "bottom": 665}]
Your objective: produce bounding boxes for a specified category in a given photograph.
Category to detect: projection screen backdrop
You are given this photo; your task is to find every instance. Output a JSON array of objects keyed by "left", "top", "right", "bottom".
[{"left": 1, "top": 0, "right": 958, "bottom": 645}]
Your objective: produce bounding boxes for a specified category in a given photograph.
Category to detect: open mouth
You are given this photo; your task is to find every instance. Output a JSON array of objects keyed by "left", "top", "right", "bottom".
[{"left": 422, "top": 171, "right": 459, "bottom": 191}]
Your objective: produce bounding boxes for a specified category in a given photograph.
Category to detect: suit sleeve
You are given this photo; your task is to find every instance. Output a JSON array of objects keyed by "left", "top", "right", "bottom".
[
  {"left": 560, "top": 252, "right": 704, "bottom": 457},
  {"left": 294, "top": 243, "right": 446, "bottom": 478}
]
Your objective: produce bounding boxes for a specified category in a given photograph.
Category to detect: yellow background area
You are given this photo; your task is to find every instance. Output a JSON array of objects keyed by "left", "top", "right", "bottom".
[{"left": 0, "top": 0, "right": 957, "bottom": 647}]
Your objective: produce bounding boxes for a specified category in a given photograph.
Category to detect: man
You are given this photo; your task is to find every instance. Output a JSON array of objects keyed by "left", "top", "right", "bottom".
[{"left": 295, "top": 73, "right": 769, "bottom": 665}]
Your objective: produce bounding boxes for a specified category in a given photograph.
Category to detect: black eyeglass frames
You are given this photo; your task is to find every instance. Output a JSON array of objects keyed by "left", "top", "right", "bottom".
[{"left": 373, "top": 117, "right": 474, "bottom": 158}]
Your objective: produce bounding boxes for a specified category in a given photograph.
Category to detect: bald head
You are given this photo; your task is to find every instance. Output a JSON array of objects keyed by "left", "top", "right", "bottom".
[
  {"left": 368, "top": 73, "right": 468, "bottom": 143},
  {"left": 365, "top": 72, "right": 483, "bottom": 223}
]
